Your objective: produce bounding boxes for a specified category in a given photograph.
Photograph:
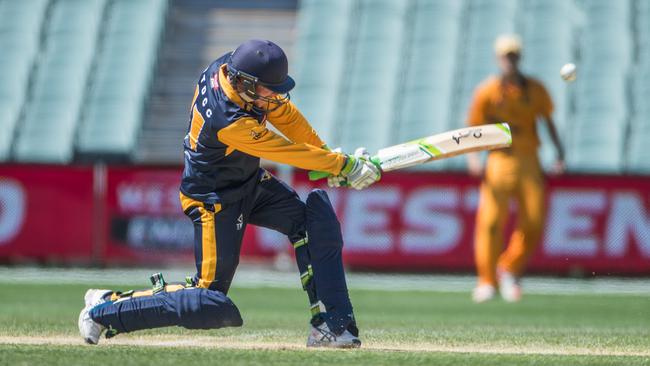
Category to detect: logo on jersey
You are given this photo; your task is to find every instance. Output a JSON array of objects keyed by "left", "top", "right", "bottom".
[
  {"left": 250, "top": 127, "right": 266, "bottom": 140},
  {"left": 260, "top": 170, "right": 272, "bottom": 182},
  {"left": 236, "top": 214, "right": 243, "bottom": 231}
]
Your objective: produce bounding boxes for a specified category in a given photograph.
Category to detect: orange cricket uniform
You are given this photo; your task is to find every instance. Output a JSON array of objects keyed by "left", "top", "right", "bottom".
[{"left": 467, "top": 76, "right": 553, "bottom": 286}]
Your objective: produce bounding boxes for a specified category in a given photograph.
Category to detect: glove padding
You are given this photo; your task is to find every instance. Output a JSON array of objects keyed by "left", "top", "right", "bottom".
[
  {"left": 327, "top": 175, "right": 347, "bottom": 188},
  {"left": 340, "top": 147, "right": 381, "bottom": 190},
  {"left": 328, "top": 148, "right": 377, "bottom": 189},
  {"left": 327, "top": 148, "right": 347, "bottom": 188}
]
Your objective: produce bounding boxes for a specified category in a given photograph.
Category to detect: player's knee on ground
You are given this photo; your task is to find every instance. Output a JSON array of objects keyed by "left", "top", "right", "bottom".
[
  {"left": 176, "top": 288, "right": 243, "bottom": 329},
  {"left": 90, "top": 287, "right": 242, "bottom": 335},
  {"left": 305, "top": 189, "right": 343, "bottom": 250}
]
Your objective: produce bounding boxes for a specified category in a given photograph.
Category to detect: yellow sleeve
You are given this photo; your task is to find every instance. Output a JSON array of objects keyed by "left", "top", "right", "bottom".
[
  {"left": 266, "top": 101, "right": 326, "bottom": 147},
  {"left": 217, "top": 117, "right": 346, "bottom": 175}
]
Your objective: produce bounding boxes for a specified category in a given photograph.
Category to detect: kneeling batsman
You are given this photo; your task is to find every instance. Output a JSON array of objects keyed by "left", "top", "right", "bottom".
[{"left": 78, "top": 39, "right": 380, "bottom": 349}]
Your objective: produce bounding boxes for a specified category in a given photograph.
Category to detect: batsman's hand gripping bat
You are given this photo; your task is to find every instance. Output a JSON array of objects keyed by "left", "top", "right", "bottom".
[{"left": 309, "top": 123, "right": 512, "bottom": 181}]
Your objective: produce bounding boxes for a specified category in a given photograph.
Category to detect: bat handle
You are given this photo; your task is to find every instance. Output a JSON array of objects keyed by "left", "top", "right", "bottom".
[
  {"left": 308, "top": 156, "right": 382, "bottom": 181},
  {"left": 308, "top": 170, "right": 330, "bottom": 181}
]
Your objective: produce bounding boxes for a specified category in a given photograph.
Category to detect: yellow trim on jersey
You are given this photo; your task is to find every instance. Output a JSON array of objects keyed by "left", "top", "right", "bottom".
[
  {"left": 197, "top": 205, "right": 218, "bottom": 289},
  {"left": 218, "top": 64, "right": 247, "bottom": 110},
  {"left": 179, "top": 191, "right": 196, "bottom": 211},
  {"left": 131, "top": 289, "right": 154, "bottom": 298},
  {"left": 190, "top": 85, "right": 199, "bottom": 111},
  {"left": 188, "top": 105, "right": 206, "bottom": 151},
  {"left": 164, "top": 284, "right": 187, "bottom": 293},
  {"left": 179, "top": 192, "right": 222, "bottom": 289}
]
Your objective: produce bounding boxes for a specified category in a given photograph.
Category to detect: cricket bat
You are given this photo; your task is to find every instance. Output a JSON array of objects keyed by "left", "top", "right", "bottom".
[{"left": 309, "top": 123, "right": 512, "bottom": 180}]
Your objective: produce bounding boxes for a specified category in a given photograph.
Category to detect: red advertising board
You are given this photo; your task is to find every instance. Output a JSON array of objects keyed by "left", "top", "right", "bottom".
[
  {"left": 0, "top": 165, "right": 95, "bottom": 263},
  {"left": 292, "top": 171, "right": 650, "bottom": 275},
  {"left": 0, "top": 164, "right": 649, "bottom": 275},
  {"left": 101, "top": 166, "right": 276, "bottom": 265}
]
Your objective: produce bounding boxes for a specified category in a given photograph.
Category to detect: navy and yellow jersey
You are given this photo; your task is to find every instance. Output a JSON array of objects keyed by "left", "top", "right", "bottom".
[{"left": 180, "top": 53, "right": 346, "bottom": 204}]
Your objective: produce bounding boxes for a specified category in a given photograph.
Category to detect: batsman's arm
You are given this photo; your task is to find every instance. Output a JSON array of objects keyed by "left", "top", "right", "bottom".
[
  {"left": 218, "top": 117, "right": 345, "bottom": 174},
  {"left": 267, "top": 101, "right": 326, "bottom": 148}
]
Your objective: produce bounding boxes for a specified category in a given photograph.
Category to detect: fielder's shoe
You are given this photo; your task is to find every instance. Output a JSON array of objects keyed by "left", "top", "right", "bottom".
[
  {"left": 78, "top": 289, "right": 111, "bottom": 345},
  {"left": 472, "top": 284, "right": 497, "bottom": 303},
  {"left": 306, "top": 322, "right": 361, "bottom": 348},
  {"left": 498, "top": 271, "right": 522, "bottom": 303}
]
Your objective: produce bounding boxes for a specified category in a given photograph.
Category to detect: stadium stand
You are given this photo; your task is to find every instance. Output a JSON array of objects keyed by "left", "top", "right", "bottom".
[
  {"left": 15, "top": 0, "right": 106, "bottom": 163},
  {"left": 0, "top": 0, "right": 50, "bottom": 161},
  {"left": 394, "top": 0, "right": 464, "bottom": 171},
  {"left": 0, "top": 0, "right": 167, "bottom": 163},
  {"left": 77, "top": 0, "right": 167, "bottom": 159},
  {"left": 290, "top": 0, "right": 641, "bottom": 174},
  {"left": 520, "top": 0, "right": 577, "bottom": 170},
  {"left": 628, "top": 0, "right": 650, "bottom": 173},
  {"left": 566, "top": 0, "right": 631, "bottom": 173},
  {"left": 337, "top": 0, "right": 410, "bottom": 155},
  {"left": 292, "top": 0, "right": 353, "bottom": 145},
  {"left": 0, "top": 0, "right": 647, "bottom": 175},
  {"left": 137, "top": 0, "right": 296, "bottom": 163},
  {"left": 399, "top": 0, "right": 463, "bottom": 141}
]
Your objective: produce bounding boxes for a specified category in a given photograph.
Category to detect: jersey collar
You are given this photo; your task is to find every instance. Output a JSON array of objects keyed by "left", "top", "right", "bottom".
[{"left": 217, "top": 64, "right": 247, "bottom": 110}]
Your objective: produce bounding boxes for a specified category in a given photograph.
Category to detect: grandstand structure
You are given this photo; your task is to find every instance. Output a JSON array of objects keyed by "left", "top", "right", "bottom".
[
  {"left": 0, "top": 0, "right": 648, "bottom": 174},
  {"left": 0, "top": 0, "right": 167, "bottom": 162},
  {"left": 293, "top": 0, "right": 648, "bottom": 174}
]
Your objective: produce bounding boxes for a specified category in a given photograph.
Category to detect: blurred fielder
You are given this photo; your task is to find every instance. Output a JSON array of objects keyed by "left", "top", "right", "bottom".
[
  {"left": 79, "top": 40, "right": 380, "bottom": 347},
  {"left": 467, "top": 34, "right": 565, "bottom": 303}
]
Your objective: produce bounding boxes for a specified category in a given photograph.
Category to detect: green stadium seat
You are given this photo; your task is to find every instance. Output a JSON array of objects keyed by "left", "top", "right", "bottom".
[
  {"left": 0, "top": 100, "right": 20, "bottom": 160},
  {"left": 0, "top": 0, "right": 50, "bottom": 162},
  {"left": 76, "top": 0, "right": 168, "bottom": 157},
  {"left": 14, "top": 0, "right": 108, "bottom": 163},
  {"left": 627, "top": 119, "right": 650, "bottom": 173}
]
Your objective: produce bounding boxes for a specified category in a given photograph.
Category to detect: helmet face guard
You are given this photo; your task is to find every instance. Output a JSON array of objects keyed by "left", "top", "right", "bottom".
[{"left": 228, "top": 68, "right": 290, "bottom": 113}]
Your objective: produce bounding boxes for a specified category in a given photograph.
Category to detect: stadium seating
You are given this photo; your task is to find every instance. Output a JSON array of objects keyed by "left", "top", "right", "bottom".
[
  {"left": 628, "top": 117, "right": 650, "bottom": 174},
  {"left": 290, "top": 0, "right": 647, "bottom": 175},
  {"left": 0, "top": 0, "right": 50, "bottom": 161},
  {"left": 336, "top": 0, "right": 409, "bottom": 154},
  {"left": 292, "top": 0, "right": 353, "bottom": 144},
  {"left": 77, "top": 0, "right": 167, "bottom": 157},
  {"left": 0, "top": 0, "right": 166, "bottom": 162},
  {"left": 14, "top": 0, "right": 106, "bottom": 163},
  {"left": 519, "top": 0, "right": 578, "bottom": 170},
  {"left": 0, "top": 0, "right": 648, "bottom": 175},
  {"left": 566, "top": 0, "right": 631, "bottom": 173},
  {"left": 399, "top": 0, "right": 463, "bottom": 137}
]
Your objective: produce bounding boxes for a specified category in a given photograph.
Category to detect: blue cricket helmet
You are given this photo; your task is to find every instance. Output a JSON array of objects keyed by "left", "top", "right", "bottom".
[{"left": 227, "top": 39, "right": 295, "bottom": 94}]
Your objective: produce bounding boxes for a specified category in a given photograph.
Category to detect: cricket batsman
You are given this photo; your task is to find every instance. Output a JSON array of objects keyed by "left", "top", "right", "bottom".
[
  {"left": 78, "top": 39, "right": 381, "bottom": 347},
  {"left": 467, "top": 34, "right": 565, "bottom": 303}
]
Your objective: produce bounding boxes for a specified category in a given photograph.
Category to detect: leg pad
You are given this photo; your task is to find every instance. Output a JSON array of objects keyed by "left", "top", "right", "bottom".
[{"left": 90, "top": 288, "right": 242, "bottom": 334}]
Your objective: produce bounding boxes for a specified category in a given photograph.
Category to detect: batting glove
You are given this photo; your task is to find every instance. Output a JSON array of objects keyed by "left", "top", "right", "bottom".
[{"left": 340, "top": 152, "right": 381, "bottom": 190}]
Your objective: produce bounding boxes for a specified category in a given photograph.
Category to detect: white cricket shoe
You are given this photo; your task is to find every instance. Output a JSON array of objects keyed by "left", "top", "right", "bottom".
[
  {"left": 472, "top": 284, "right": 497, "bottom": 303},
  {"left": 498, "top": 271, "right": 522, "bottom": 303},
  {"left": 78, "top": 289, "right": 111, "bottom": 345},
  {"left": 306, "top": 322, "right": 361, "bottom": 348}
]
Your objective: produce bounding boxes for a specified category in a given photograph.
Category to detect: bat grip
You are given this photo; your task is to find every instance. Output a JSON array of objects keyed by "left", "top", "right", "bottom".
[
  {"left": 308, "top": 156, "right": 382, "bottom": 181},
  {"left": 308, "top": 170, "right": 330, "bottom": 181}
]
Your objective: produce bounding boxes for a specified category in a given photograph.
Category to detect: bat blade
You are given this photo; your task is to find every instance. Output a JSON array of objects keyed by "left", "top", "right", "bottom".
[
  {"left": 308, "top": 123, "right": 511, "bottom": 181},
  {"left": 376, "top": 122, "right": 511, "bottom": 172}
]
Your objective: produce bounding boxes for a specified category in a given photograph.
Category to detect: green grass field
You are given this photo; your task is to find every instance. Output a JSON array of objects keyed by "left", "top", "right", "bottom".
[{"left": 1, "top": 281, "right": 649, "bottom": 366}]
